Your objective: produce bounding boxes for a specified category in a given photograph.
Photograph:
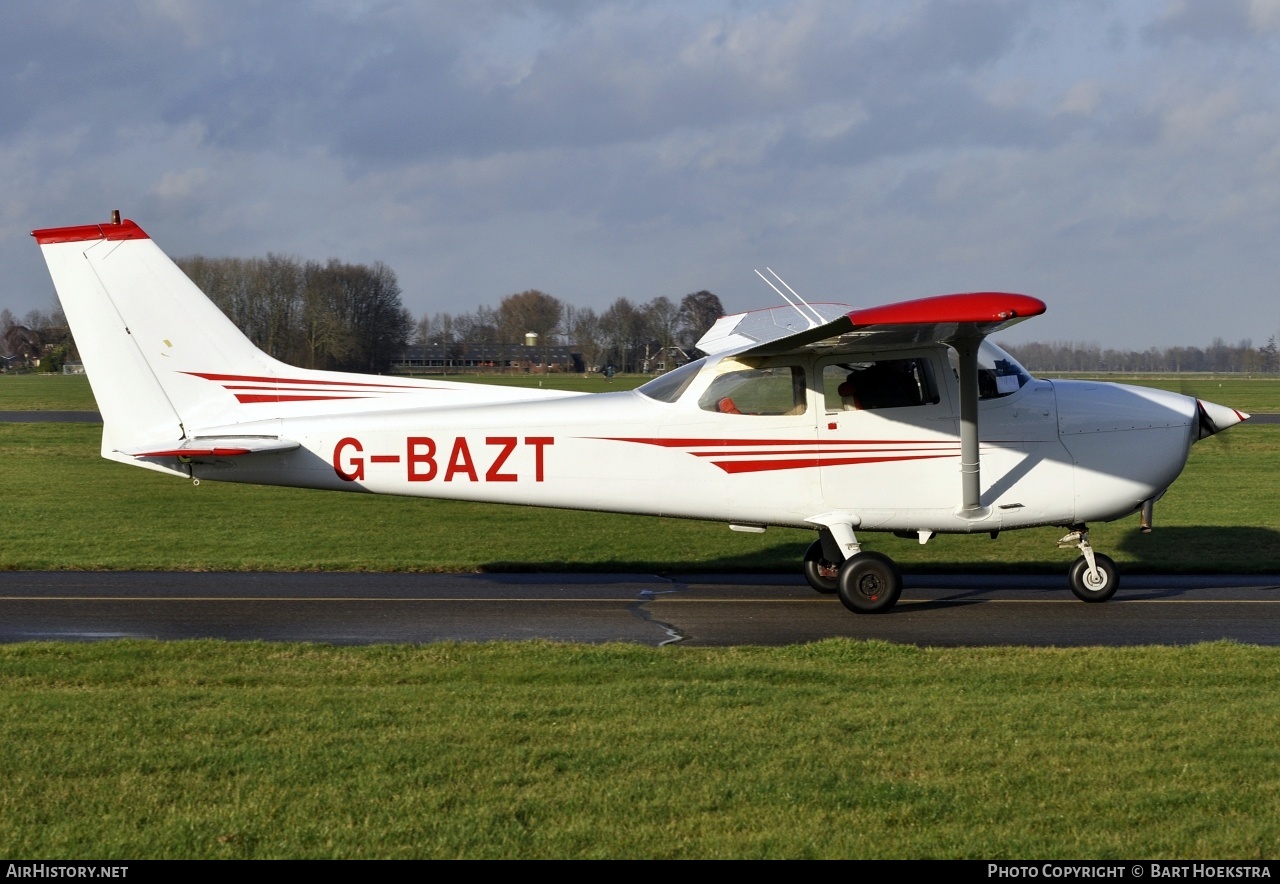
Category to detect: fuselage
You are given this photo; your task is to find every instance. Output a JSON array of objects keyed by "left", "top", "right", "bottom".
[{"left": 183, "top": 343, "right": 1208, "bottom": 535}]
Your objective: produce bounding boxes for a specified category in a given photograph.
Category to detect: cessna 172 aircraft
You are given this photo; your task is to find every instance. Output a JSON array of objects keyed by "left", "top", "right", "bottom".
[{"left": 33, "top": 215, "right": 1248, "bottom": 614}]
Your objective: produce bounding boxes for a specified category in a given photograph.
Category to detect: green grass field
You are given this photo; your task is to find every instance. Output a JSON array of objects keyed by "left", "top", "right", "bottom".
[
  {"left": 2, "top": 639, "right": 1278, "bottom": 859},
  {"left": 0, "top": 373, "right": 100, "bottom": 410}
]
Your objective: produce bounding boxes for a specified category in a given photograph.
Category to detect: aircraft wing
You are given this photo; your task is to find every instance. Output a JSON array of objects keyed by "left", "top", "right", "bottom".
[
  {"left": 698, "top": 292, "right": 1046, "bottom": 358},
  {"left": 121, "top": 437, "right": 301, "bottom": 459}
]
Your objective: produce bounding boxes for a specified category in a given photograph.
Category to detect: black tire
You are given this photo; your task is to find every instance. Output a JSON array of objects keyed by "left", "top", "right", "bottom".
[
  {"left": 1068, "top": 553, "right": 1119, "bottom": 603},
  {"left": 803, "top": 540, "right": 840, "bottom": 594},
  {"left": 836, "top": 551, "right": 902, "bottom": 614}
]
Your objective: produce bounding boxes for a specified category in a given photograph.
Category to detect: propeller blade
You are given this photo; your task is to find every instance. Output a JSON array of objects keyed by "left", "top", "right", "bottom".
[{"left": 1196, "top": 399, "right": 1249, "bottom": 440}]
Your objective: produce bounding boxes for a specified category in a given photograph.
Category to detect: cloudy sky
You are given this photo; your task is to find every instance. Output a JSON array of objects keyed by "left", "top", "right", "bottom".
[{"left": 5, "top": 0, "right": 1279, "bottom": 349}]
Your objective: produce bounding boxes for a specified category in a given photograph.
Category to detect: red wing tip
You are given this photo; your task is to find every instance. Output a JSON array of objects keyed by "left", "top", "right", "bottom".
[
  {"left": 846, "top": 292, "right": 1047, "bottom": 327},
  {"left": 32, "top": 219, "right": 149, "bottom": 245}
]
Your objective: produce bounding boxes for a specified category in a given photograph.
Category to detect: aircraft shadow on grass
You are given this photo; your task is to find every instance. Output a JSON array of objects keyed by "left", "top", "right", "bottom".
[{"left": 1114, "top": 526, "right": 1280, "bottom": 572}]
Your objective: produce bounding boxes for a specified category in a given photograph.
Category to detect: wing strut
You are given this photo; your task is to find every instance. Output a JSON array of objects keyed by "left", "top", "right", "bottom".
[
  {"left": 952, "top": 335, "right": 985, "bottom": 516},
  {"left": 708, "top": 290, "right": 1047, "bottom": 519}
]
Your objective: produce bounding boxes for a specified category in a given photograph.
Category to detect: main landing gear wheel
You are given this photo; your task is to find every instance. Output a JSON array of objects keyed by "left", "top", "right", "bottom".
[
  {"left": 837, "top": 552, "right": 902, "bottom": 614},
  {"left": 1068, "top": 553, "right": 1119, "bottom": 603},
  {"left": 802, "top": 540, "right": 840, "bottom": 594}
]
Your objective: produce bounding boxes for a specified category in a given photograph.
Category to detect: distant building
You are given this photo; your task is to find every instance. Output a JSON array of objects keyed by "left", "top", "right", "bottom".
[
  {"left": 642, "top": 346, "right": 695, "bottom": 374},
  {"left": 393, "top": 342, "right": 584, "bottom": 374}
]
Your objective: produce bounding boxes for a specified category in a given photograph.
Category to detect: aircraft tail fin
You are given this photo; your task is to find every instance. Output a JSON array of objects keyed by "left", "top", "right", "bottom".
[
  {"left": 34, "top": 217, "right": 291, "bottom": 468},
  {"left": 35, "top": 216, "right": 585, "bottom": 472}
]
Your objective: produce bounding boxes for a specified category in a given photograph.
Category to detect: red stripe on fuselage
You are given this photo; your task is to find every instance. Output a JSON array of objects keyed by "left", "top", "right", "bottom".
[
  {"left": 712, "top": 454, "right": 954, "bottom": 473},
  {"left": 184, "top": 371, "right": 430, "bottom": 389},
  {"left": 223, "top": 385, "right": 416, "bottom": 394},
  {"left": 233, "top": 393, "right": 369, "bottom": 404},
  {"left": 692, "top": 446, "right": 957, "bottom": 457},
  {"left": 598, "top": 437, "right": 957, "bottom": 448}
]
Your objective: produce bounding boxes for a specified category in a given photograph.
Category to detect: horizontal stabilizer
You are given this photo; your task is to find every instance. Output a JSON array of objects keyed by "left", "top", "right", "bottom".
[{"left": 122, "top": 437, "right": 300, "bottom": 459}]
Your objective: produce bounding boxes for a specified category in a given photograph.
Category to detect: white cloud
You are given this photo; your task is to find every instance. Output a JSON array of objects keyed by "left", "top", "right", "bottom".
[
  {"left": 4, "top": 0, "right": 1279, "bottom": 350},
  {"left": 151, "top": 167, "right": 211, "bottom": 201}
]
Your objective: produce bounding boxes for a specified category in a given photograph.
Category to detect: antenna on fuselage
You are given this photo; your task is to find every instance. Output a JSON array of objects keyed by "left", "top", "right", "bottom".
[{"left": 754, "top": 268, "right": 825, "bottom": 329}]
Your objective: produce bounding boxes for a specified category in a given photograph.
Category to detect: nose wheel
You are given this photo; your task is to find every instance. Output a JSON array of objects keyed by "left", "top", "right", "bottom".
[
  {"left": 1059, "top": 527, "right": 1120, "bottom": 602},
  {"left": 1068, "top": 553, "right": 1118, "bottom": 602}
]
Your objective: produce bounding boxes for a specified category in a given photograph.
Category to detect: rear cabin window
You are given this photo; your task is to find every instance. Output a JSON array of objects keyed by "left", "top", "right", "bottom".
[
  {"left": 823, "top": 358, "right": 939, "bottom": 412},
  {"left": 698, "top": 366, "right": 807, "bottom": 416}
]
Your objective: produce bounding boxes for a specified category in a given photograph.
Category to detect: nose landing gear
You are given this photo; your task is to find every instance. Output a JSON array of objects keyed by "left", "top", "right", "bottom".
[{"left": 1058, "top": 527, "right": 1119, "bottom": 602}]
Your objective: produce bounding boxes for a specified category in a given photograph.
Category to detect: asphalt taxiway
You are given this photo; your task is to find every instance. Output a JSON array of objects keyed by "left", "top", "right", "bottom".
[{"left": 2, "top": 571, "right": 1277, "bottom": 647}]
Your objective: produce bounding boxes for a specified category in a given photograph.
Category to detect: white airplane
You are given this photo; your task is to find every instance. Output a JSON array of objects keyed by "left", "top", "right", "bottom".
[{"left": 33, "top": 215, "right": 1249, "bottom": 614}]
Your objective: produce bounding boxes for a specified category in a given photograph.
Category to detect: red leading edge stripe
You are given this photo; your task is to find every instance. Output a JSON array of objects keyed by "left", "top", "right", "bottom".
[{"left": 31, "top": 220, "right": 150, "bottom": 245}]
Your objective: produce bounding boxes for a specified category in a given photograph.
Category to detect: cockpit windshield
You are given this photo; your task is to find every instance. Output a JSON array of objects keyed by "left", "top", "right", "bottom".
[
  {"left": 637, "top": 357, "right": 706, "bottom": 403},
  {"left": 947, "top": 341, "right": 1033, "bottom": 400}
]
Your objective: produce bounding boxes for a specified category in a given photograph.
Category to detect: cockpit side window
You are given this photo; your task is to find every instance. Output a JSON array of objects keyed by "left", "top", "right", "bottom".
[
  {"left": 822, "top": 358, "right": 939, "bottom": 412},
  {"left": 698, "top": 366, "right": 807, "bottom": 416}
]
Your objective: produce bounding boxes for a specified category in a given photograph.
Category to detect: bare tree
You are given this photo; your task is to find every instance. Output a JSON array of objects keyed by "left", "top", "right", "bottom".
[
  {"left": 569, "top": 306, "right": 605, "bottom": 373},
  {"left": 643, "top": 295, "right": 680, "bottom": 370},
  {"left": 676, "top": 290, "right": 724, "bottom": 352},
  {"left": 177, "top": 253, "right": 411, "bottom": 373},
  {"left": 498, "top": 289, "right": 563, "bottom": 369},
  {"left": 600, "top": 298, "right": 648, "bottom": 372},
  {"left": 498, "top": 290, "right": 562, "bottom": 344}
]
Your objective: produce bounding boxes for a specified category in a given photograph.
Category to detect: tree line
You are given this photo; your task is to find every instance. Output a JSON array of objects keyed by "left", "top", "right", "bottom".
[
  {"left": 412, "top": 289, "right": 725, "bottom": 373},
  {"left": 177, "top": 255, "right": 413, "bottom": 374},
  {"left": 1003, "top": 337, "right": 1279, "bottom": 374},
  {"left": 1, "top": 255, "right": 726, "bottom": 376},
  {"left": 5, "top": 257, "right": 1278, "bottom": 377},
  {"left": 180, "top": 254, "right": 727, "bottom": 374}
]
